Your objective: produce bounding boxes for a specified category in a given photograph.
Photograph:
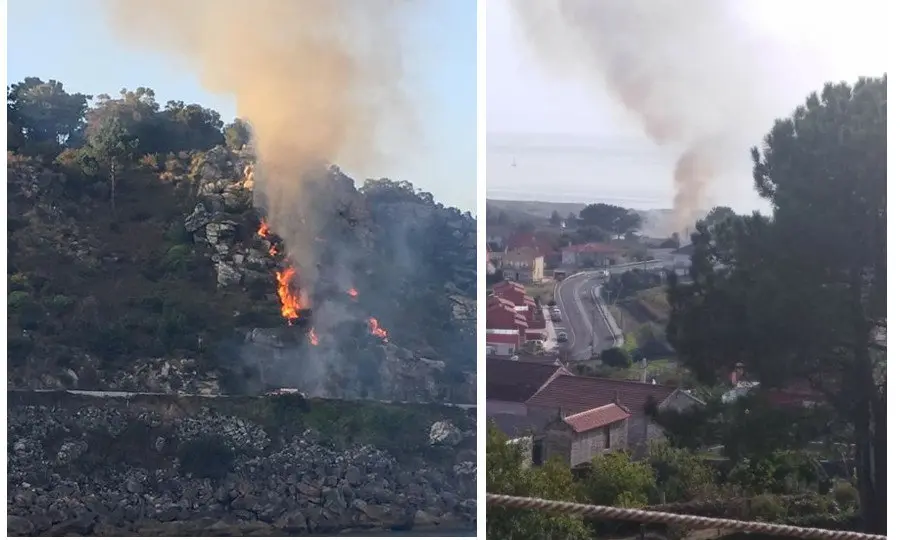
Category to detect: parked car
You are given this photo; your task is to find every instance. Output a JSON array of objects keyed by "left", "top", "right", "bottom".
[
  {"left": 556, "top": 331, "right": 569, "bottom": 343},
  {"left": 550, "top": 312, "right": 562, "bottom": 322}
]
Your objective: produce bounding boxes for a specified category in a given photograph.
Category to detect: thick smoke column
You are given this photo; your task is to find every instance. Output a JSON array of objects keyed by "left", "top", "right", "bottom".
[
  {"left": 510, "top": 0, "right": 785, "bottom": 230},
  {"left": 100, "top": 0, "right": 417, "bottom": 274}
]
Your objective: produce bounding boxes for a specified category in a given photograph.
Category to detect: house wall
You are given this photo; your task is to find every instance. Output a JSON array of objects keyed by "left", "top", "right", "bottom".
[
  {"left": 486, "top": 399, "right": 527, "bottom": 416},
  {"left": 532, "top": 256, "right": 545, "bottom": 282},
  {"left": 569, "top": 419, "right": 629, "bottom": 467},
  {"left": 486, "top": 340, "right": 516, "bottom": 356},
  {"left": 561, "top": 251, "right": 577, "bottom": 267}
]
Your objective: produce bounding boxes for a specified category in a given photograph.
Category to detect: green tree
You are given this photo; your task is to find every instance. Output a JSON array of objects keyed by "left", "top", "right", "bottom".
[
  {"left": 85, "top": 87, "right": 163, "bottom": 155},
  {"left": 487, "top": 424, "right": 591, "bottom": 540},
  {"left": 86, "top": 115, "right": 139, "bottom": 211},
  {"left": 549, "top": 210, "right": 562, "bottom": 226},
  {"left": 224, "top": 118, "right": 253, "bottom": 150},
  {"left": 579, "top": 203, "right": 642, "bottom": 236},
  {"left": 701, "top": 206, "right": 737, "bottom": 231},
  {"left": 583, "top": 451, "right": 656, "bottom": 507},
  {"left": 666, "top": 76, "right": 886, "bottom": 533},
  {"left": 7, "top": 78, "right": 91, "bottom": 151},
  {"left": 160, "top": 100, "right": 225, "bottom": 151}
]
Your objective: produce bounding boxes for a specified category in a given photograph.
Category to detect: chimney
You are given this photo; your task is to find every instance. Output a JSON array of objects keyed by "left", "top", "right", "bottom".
[{"left": 614, "top": 390, "right": 621, "bottom": 405}]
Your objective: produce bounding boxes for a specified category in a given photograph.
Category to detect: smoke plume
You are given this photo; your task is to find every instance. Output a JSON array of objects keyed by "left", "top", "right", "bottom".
[
  {"left": 100, "top": 0, "right": 418, "bottom": 276},
  {"left": 510, "top": 0, "right": 793, "bottom": 230}
]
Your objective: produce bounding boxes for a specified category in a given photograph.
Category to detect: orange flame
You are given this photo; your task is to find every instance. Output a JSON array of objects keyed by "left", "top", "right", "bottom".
[
  {"left": 257, "top": 220, "right": 270, "bottom": 238},
  {"left": 269, "top": 246, "right": 278, "bottom": 257},
  {"left": 308, "top": 327, "right": 319, "bottom": 346},
  {"left": 347, "top": 288, "right": 359, "bottom": 298},
  {"left": 367, "top": 317, "right": 388, "bottom": 341},
  {"left": 275, "top": 267, "right": 307, "bottom": 324}
]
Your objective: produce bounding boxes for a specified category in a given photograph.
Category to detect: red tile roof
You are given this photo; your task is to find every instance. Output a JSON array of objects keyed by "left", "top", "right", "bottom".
[
  {"left": 564, "top": 403, "right": 631, "bottom": 433},
  {"left": 493, "top": 280, "right": 527, "bottom": 294},
  {"left": 486, "top": 331, "right": 520, "bottom": 345},
  {"left": 487, "top": 357, "right": 570, "bottom": 403},
  {"left": 526, "top": 374, "right": 677, "bottom": 415}
]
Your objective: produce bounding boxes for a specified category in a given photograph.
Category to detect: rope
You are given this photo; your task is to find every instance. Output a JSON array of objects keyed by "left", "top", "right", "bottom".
[{"left": 486, "top": 494, "right": 886, "bottom": 540}]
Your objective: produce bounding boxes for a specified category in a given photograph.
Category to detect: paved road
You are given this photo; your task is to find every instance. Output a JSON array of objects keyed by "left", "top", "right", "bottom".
[{"left": 555, "top": 271, "right": 615, "bottom": 361}]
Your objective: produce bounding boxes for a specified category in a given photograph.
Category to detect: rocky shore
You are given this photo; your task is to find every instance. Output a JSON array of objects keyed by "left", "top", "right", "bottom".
[{"left": 7, "top": 392, "right": 477, "bottom": 536}]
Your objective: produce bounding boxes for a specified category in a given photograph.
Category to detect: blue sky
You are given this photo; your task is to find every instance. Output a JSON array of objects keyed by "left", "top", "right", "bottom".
[{"left": 8, "top": 0, "right": 476, "bottom": 212}]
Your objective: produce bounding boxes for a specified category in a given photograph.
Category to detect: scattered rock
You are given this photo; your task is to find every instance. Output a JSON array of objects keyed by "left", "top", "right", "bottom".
[
  {"left": 429, "top": 420, "right": 463, "bottom": 446},
  {"left": 6, "top": 399, "right": 476, "bottom": 536}
]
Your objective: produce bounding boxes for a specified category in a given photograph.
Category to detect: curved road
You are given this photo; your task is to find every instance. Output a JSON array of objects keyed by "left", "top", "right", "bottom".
[
  {"left": 554, "top": 262, "right": 669, "bottom": 361},
  {"left": 555, "top": 271, "right": 614, "bottom": 361}
]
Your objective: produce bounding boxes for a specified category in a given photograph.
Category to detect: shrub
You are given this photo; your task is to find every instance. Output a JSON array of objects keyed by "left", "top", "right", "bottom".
[
  {"left": 8, "top": 273, "right": 30, "bottom": 292},
  {"left": 832, "top": 481, "right": 860, "bottom": 509},
  {"left": 178, "top": 435, "right": 235, "bottom": 480},
  {"left": 648, "top": 443, "right": 716, "bottom": 503},
  {"left": 728, "top": 458, "right": 778, "bottom": 494},
  {"left": 162, "top": 244, "right": 194, "bottom": 273},
  {"left": 583, "top": 451, "right": 656, "bottom": 508},
  {"left": 47, "top": 294, "right": 76, "bottom": 315},
  {"left": 600, "top": 347, "right": 632, "bottom": 368},
  {"left": 748, "top": 494, "right": 787, "bottom": 521},
  {"left": 8, "top": 290, "right": 31, "bottom": 311}
]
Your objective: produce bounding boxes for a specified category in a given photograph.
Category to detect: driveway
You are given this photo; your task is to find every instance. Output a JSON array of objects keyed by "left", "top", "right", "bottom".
[{"left": 541, "top": 306, "right": 558, "bottom": 351}]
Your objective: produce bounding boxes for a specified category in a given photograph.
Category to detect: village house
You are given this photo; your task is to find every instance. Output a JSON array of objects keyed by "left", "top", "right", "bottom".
[
  {"left": 497, "top": 247, "right": 545, "bottom": 284},
  {"left": 561, "top": 243, "right": 622, "bottom": 268},
  {"left": 491, "top": 281, "right": 546, "bottom": 341},
  {"left": 538, "top": 403, "right": 632, "bottom": 467}
]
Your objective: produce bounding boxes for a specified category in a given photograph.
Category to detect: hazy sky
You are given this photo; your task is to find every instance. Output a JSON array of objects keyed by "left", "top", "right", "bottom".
[
  {"left": 487, "top": 0, "right": 889, "bottom": 213},
  {"left": 7, "top": 0, "right": 476, "bottom": 212}
]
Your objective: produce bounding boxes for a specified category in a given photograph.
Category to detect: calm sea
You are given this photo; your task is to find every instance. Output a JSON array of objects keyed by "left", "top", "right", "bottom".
[{"left": 487, "top": 134, "right": 675, "bottom": 209}]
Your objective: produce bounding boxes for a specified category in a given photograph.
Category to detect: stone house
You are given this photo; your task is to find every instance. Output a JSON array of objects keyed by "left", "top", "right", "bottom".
[{"left": 536, "top": 403, "right": 631, "bottom": 467}]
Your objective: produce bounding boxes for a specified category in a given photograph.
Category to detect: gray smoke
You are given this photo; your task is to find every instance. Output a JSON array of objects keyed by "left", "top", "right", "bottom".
[{"left": 509, "top": 0, "right": 815, "bottom": 230}]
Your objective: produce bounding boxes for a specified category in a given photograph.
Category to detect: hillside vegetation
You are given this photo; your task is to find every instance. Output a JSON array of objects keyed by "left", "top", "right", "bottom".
[{"left": 7, "top": 78, "right": 476, "bottom": 400}]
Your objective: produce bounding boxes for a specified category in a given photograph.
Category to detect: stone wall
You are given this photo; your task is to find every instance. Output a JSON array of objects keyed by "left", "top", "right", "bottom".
[
  {"left": 7, "top": 391, "right": 477, "bottom": 536},
  {"left": 569, "top": 419, "right": 629, "bottom": 467}
]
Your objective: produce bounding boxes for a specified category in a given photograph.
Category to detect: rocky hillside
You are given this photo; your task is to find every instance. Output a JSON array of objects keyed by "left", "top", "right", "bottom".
[
  {"left": 7, "top": 391, "right": 476, "bottom": 536},
  {"left": 8, "top": 84, "right": 475, "bottom": 402}
]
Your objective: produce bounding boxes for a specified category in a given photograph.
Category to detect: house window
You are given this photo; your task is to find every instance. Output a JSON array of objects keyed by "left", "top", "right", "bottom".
[{"left": 604, "top": 426, "right": 611, "bottom": 449}]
